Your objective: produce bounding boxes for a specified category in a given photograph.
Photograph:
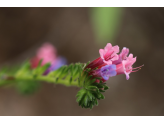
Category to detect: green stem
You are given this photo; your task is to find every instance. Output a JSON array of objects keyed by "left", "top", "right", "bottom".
[{"left": 0, "top": 75, "right": 80, "bottom": 87}]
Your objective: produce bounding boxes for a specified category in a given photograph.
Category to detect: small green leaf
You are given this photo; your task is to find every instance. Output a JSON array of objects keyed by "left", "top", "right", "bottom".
[
  {"left": 99, "top": 89, "right": 105, "bottom": 92},
  {"left": 87, "top": 86, "right": 99, "bottom": 91},
  {"left": 83, "top": 95, "right": 88, "bottom": 107},
  {"left": 103, "top": 85, "right": 109, "bottom": 90},
  {"left": 95, "top": 99, "right": 98, "bottom": 106},
  {"left": 87, "top": 91, "right": 93, "bottom": 101},
  {"left": 16, "top": 80, "right": 40, "bottom": 95},
  {"left": 99, "top": 93, "right": 105, "bottom": 99}
]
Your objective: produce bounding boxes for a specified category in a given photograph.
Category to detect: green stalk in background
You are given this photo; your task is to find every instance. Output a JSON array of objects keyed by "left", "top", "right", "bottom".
[{"left": 90, "top": 7, "right": 123, "bottom": 45}]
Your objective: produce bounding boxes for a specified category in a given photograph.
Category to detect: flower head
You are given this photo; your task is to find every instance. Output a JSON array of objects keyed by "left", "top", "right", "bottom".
[
  {"left": 85, "top": 43, "right": 119, "bottom": 72},
  {"left": 36, "top": 43, "right": 57, "bottom": 65},
  {"left": 116, "top": 54, "right": 143, "bottom": 80},
  {"left": 30, "top": 43, "right": 57, "bottom": 68},
  {"left": 99, "top": 43, "right": 119, "bottom": 65},
  {"left": 30, "top": 42, "right": 67, "bottom": 74},
  {"left": 85, "top": 43, "right": 143, "bottom": 82}
]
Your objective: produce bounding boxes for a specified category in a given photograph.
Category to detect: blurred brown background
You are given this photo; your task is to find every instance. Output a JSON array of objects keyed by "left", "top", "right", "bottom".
[{"left": 0, "top": 7, "right": 163, "bottom": 116}]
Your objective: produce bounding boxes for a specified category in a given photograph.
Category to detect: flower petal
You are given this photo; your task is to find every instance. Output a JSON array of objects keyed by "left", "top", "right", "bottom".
[
  {"left": 111, "top": 54, "right": 119, "bottom": 61},
  {"left": 99, "top": 49, "right": 105, "bottom": 59},
  {"left": 108, "top": 64, "right": 116, "bottom": 71},
  {"left": 112, "top": 45, "right": 119, "bottom": 54},
  {"left": 104, "top": 60, "right": 112, "bottom": 65},
  {"left": 125, "top": 72, "right": 130, "bottom": 80},
  {"left": 104, "top": 43, "right": 112, "bottom": 52},
  {"left": 103, "top": 75, "right": 110, "bottom": 81},
  {"left": 100, "top": 65, "right": 117, "bottom": 80},
  {"left": 108, "top": 70, "right": 117, "bottom": 77}
]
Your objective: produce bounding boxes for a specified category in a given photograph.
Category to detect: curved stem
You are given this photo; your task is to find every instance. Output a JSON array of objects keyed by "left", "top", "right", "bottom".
[{"left": 0, "top": 75, "right": 80, "bottom": 87}]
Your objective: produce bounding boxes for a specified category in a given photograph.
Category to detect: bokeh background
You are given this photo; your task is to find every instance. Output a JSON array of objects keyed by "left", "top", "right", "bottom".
[{"left": 0, "top": 7, "right": 163, "bottom": 116}]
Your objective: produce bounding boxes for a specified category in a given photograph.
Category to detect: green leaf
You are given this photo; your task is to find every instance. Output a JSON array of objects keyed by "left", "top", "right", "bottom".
[
  {"left": 99, "top": 89, "right": 105, "bottom": 92},
  {"left": 16, "top": 80, "right": 40, "bottom": 95},
  {"left": 15, "top": 61, "right": 31, "bottom": 77},
  {"left": 99, "top": 93, "right": 105, "bottom": 99},
  {"left": 95, "top": 99, "right": 98, "bottom": 106},
  {"left": 87, "top": 91, "right": 93, "bottom": 101},
  {"left": 83, "top": 95, "right": 88, "bottom": 107},
  {"left": 103, "top": 85, "right": 109, "bottom": 90},
  {"left": 86, "top": 86, "right": 99, "bottom": 92}
]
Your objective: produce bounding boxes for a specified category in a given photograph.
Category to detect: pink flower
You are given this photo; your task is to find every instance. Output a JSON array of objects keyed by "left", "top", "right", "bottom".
[
  {"left": 86, "top": 43, "right": 120, "bottom": 70},
  {"left": 85, "top": 44, "right": 143, "bottom": 82},
  {"left": 116, "top": 54, "right": 143, "bottom": 80},
  {"left": 30, "top": 43, "right": 57, "bottom": 68},
  {"left": 84, "top": 43, "right": 120, "bottom": 83},
  {"left": 112, "top": 47, "right": 129, "bottom": 65},
  {"left": 99, "top": 43, "right": 119, "bottom": 65},
  {"left": 30, "top": 43, "right": 67, "bottom": 74},
  {"left": 36, "top": 43, "right": 57, "bottom": 65}
]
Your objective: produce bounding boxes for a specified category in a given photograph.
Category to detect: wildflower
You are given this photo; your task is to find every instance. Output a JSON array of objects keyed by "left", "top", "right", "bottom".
[
  {"left": 112, "top": 47, "right": 129, "bottom": 65},
  {"left": 115, "top": 54, "right": 143, "bottom": 80},
  {"left": 85, "top": 43, "right": 119, "bottom": 70},
  {"left": 36, "top": 43, "right": 57, "bottom": 65},
  {"left": 30, "top": 42, "right": 67, "bottom": 74},
  {"left": 85, "top": 43, "right": 143, "bottom": 82},
  {"left": 99, "top": 43, "right": 119, "bottom": 65},
  {"left": 30, "top": 43, "right": 57, "bottom": 68}
]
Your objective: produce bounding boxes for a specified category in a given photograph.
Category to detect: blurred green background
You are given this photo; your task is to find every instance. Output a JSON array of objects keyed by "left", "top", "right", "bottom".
[
  {"left": 0, "top": 7, "right": 163, "bottom": 116},
  {"left": 90, "top": 7, "right": 122, "bottom": 45}
]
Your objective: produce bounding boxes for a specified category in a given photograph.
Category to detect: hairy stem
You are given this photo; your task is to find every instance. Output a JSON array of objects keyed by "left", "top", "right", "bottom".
[{"left": 0, "top": 75, "right": 80, "bottom": 87}]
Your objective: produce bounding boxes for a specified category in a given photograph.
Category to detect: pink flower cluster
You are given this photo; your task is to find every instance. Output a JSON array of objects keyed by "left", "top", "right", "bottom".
[
  {"left": 30, "top": 43, "right": 67, "bottom": 74},
  {"left": 85, "top": 43, "right": 143, "bottom": 82}
]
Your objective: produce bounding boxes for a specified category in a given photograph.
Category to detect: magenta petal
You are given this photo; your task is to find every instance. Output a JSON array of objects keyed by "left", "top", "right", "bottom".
[
  {"left": 99, "top": 49, "right": 104, "bottom": 59},
  {"left": 104, "top": 60, "right": 112, "bottom": 65},
  {"left": 128, "top": 54, "right": 133, "bottom": 59},
  {"left": 125, "top": 72, "right": 130, "bottom": 80},
  {"left": 111, "top": 54, "right": 119, "bottom": 61},
  {"left": 120, "top": 47, "right": 129, "bottom": 59},
  {"left": 112, "top": 45, "right": 119, "bottom": 53},
  {"left": 85, "top": 57, "right": 104, "bottom": 70},
  {"left": 104, "top": 43, "right": 112, "bottom": 52},
  {"left": 36, "top": 43, "right": 57, "bottom": 65}
]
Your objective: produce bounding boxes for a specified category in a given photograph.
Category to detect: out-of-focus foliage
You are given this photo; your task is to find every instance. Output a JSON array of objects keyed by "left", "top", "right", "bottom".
[{"left": 90, "top": 7, "right": 122, "bottom": 44}]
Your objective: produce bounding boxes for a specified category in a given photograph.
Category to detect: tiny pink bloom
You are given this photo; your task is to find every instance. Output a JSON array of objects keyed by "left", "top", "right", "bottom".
[
  {"left": 116, "top": 53, "right": 143, "bottom": 80},
  {"left": 30, "top": 43, "right": 57, "bottom": 68},
  {"left": 36, "top": 43, "right": 57, "bottom": 65},
  {"left": 99, "top": 43, "right": 119, "bottom": 65},
  {"left": 30, "top": 42, "right": 67, "bottom": 74},
  {"left": 112, "top": 47, "right": 129, "bottom": 65}
]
